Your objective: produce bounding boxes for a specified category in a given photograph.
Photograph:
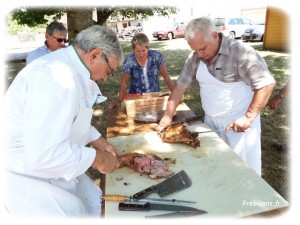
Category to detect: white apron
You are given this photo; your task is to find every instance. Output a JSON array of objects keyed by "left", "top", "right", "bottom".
[
  {"left": 4, "top": 77, "right": 101, "bottom": 217},
  {"left": 196, "top": 61, "right": 261, "bottom": 175}
]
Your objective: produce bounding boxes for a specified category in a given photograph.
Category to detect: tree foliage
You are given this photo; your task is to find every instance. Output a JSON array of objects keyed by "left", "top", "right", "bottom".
[
  {"left": 11, "top": 7, "right": 65, "bottom": 26},
  {"left": 10, "top": 6, "right": 178, "bottom": 27}
]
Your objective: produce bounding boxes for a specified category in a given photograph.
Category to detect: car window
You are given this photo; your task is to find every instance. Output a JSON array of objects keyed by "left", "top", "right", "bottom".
[
  {"left": 242, "top": 18, "right": 253, "bottom": 25},
  {"left": 228, "top": 18, "right": 235, "bottom": 25},
  {"left": 213, "top": 18, "right": 225, "bottom": 26},
  {"left": 235, "top": 18, "right": 243, "bottom": 24}
]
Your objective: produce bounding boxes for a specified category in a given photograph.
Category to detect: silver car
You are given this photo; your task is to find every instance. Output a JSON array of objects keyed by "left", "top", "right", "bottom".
[{"left": 213, "top": 17, "right": 254, "bottom": 39}]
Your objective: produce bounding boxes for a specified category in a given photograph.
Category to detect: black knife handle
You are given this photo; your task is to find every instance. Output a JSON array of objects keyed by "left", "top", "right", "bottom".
[
  {"left": 132, "top": 185, "right": 157, "bottom": 200},
  {"left": 119, "top": 202, "right": 150, "bottom": 211}
]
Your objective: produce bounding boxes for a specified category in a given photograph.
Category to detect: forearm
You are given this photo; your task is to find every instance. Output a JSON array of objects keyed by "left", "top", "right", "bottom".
[
  {"left": 160, "top": 64, "right": 174, "bottom": 91},
  {"left": 118, "top": 83, "right": 127, "bottom": 101},
  {"left": 246, "top": 84, "right": 275, "bottom": 121},
  {"left": 278, "top": 83, "right": 289, "bottom": 97},
  {"left": 165, "top": 84, "right": 185, "bottom": 116},
  {"left": 118, "top": 74, "right": 130, "bottom": 101}
]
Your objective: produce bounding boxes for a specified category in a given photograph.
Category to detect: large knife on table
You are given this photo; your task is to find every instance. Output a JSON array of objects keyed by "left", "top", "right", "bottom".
[
  {"left": 119, "top": 202, "right": 206, "bottom": 213},
  {"left": 132, "top": 170, "right": 192, "bottom": 201},
  {"left": 102, "top": 195, "right": 196, "bottom": 205}
]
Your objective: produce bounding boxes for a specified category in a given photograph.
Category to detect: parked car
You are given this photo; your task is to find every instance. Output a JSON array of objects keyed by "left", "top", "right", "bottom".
[
  {"left": 241, "top": 22, "right": 265, "bottom": 42},
  {"left": 213, "top": 17, "right": 254, "bottom": 39},
  {"left": 152, "top": 22, "right": 187, "bottom": 40}
]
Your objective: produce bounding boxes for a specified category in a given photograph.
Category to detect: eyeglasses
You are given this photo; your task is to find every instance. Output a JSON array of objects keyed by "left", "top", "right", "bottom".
[
  {"left": 104, "top": 55, "right": 114, "bottom": 76},
  {"left": 51, "top": 35, "right": 68, "bottom": 43}
]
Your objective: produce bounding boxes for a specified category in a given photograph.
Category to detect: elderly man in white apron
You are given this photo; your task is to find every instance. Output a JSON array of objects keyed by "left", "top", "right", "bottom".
[
  {"left": 3, "top": 25, "right": 123, "bottom": 217},
  {"left": 159, "top": 18, "right": 275, "bottom": 176}
]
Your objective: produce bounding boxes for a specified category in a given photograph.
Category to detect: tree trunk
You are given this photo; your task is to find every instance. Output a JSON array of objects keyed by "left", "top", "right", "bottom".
[
  {"left": 96, "top": 8, "right": 114, "bottom": 25},
  {"left": 66, "top": 8, "right": 94, "bottom": 44}
]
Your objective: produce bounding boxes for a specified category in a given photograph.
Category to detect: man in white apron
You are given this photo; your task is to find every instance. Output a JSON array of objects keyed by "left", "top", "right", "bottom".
[
  {"left": 159, "top": 17, "right": 275, "bottom": 176},
  {"left": 3, "top": 25, "right": 123, "bottom": 217}
]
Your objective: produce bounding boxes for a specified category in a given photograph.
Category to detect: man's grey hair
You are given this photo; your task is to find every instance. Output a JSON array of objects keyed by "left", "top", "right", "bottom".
[
  {"left": 46, "top": 21, "right": 68, "bottom": 35},
  {"left": 74, "top": 25, "right": 124, "bottom": 65},
  {"left": 184, "top": 17, "right": 217, "bottom": 42}
]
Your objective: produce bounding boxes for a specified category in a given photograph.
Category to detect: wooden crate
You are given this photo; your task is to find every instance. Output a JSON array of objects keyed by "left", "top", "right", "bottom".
[{"left": 124, "top": 92, "right": 170, "bottom": 116}]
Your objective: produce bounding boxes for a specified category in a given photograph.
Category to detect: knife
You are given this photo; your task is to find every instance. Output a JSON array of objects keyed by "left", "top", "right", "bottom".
[
  {"left": 132, "top": 170, "right": 192, "bottom": 200},
  {"left": 197, "top": 127, "right": 244, "bottom": 134},
  {"left": 197, "top": 128, "right": 227, "bottom": 134},
  {"left": 118, "top": 202, "right": 203, "bottom": 212},
  {"left": 171, "top": 115, "right": 203, "bottom": 126},
  {"left": 102, "top": 195, "right": 196, "bottom": 205}
]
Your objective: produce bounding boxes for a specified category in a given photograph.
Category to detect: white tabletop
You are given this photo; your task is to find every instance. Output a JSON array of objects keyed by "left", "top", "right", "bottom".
[{"left": 105, "top": 122, "right": 288, "bottom": 218}]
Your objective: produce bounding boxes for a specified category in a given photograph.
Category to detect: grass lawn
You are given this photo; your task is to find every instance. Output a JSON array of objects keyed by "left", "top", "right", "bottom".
[{"left": 5, "top": 38, "right": 290, "bottom": 202}]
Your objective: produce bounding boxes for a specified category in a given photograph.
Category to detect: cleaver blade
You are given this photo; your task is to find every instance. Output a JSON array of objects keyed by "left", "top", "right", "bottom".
[{"left": 132, "top": 170, "right": 192, "bottom": 201}]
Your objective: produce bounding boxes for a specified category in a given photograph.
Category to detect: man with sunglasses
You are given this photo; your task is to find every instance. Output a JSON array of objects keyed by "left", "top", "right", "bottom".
[
  {"left": 4, "top": 25, "right": 124, "bottom": 217},
  {"left": 26, "top": 21, "right": 68, "bottom": 64}
]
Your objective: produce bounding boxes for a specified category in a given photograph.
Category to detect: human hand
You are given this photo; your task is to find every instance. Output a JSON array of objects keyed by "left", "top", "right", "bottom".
[
  {"left": 108, "top": 99, "right": 122, "bottom": 109},
  {"left": 156, "top": 115, "right": 173, "bottom": 133},
  {"left": 89, "top": 136, "right": 122, "bottom": 157},
  {"left": 226, "top": 116, "right": 252, "bottom": 132},
  {"left": 92, "top": 149, "right": 120, "bottom": 174},
  {"left": 102, "top": 144, "right": 122, "bottom": 157},
  {"left": 268, "top": 95, "right": 282, "bottom": 110}
]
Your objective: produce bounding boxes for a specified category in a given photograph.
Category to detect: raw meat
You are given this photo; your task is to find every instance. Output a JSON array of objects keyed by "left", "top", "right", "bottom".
[{"left": 118, "top": 153, "right": 175, "bottom": 179}]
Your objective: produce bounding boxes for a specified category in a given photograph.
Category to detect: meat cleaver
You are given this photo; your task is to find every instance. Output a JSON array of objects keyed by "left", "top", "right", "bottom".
[{"left": 132, "top": 170, "right": 192, "bottom": 201}]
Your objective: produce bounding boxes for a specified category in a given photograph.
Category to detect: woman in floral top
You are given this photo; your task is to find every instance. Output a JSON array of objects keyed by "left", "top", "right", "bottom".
[{"left": 109, "top": 33, "right": 174, "bottom": 108}]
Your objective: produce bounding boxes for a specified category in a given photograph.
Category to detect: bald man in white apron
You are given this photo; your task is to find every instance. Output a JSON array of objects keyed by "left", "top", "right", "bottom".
[
  {"left": 159, "top": 18, "right": 275, "bottom": 176},
  {"left": 196, "top": 61, "right": 262, "bottom": 174}
]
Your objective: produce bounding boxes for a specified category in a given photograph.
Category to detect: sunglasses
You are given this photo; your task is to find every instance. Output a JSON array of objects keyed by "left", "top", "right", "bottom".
[{"left": 51, "top": 35, "right": 68, "bottom": 43}]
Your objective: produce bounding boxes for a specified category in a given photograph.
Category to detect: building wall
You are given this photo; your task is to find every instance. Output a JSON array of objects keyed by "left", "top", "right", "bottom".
[
  {"left": 263, "top": 7, "right": 290, "bottom": 51},
  {"left": 240, "top": 7, "right": 267, "bottom": 23}
]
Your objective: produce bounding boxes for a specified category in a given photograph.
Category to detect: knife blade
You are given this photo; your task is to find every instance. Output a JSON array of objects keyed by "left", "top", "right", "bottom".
[
  {"left": 132, "top": 170, "right": 192, "bottom": 200},
  {"left": 118, "top": 202, "right": 201, "bottom": 212},
  {"left": 171, "top": 115, "right": 203, "bottom": 126},
  {"left": 101, "top": 195, "right": 196, "bottom": 205},
  {"left": 145, "top": 210, "right": 207, "bottom": 218},
  {"left": 197, "top": 128, "right": 226, "bottom": 134}
]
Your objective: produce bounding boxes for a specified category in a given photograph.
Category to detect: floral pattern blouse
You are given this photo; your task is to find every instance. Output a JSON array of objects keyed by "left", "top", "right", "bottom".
[{"left": 123, "top": 49, "right": 164, "bottom": 94}]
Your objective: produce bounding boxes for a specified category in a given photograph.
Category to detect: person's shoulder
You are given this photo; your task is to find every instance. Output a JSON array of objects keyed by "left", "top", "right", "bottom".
[
  {"left": 26, "top": 46, "right": 45, "bottom": 63},
  {"left": 149, "top": 49, "right": 161, "bottom": 55},
  {"left": 124, "top": 52, "right": 136, "bottom": 62},
  {"left": 149, "top": 49, "right": 163, "bottom": 59}
]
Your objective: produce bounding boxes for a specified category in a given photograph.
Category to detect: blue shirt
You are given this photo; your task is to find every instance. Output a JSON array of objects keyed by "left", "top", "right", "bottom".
[
  {"left": 26, "top": 42, "right": 51, "bottom": 64},
  {"left": 123, "top": 49, "right": 164, "bottom": 94}
]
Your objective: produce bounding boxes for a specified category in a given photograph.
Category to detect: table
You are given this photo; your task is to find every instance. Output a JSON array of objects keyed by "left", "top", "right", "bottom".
[
  {"left": 103, "top": 103, "right": 288, "bottom": 218},
  {"left": 106, "top": 102, "right": 198, "bottom": 138}
]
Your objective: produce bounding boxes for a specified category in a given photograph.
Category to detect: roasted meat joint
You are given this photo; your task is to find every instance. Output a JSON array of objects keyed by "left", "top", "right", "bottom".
[
  {"left": 159, "top": 122, "right": 200, "bottom": 148},
  {"left": 118, "top": 153, "right": 175, "bottom": 179}
]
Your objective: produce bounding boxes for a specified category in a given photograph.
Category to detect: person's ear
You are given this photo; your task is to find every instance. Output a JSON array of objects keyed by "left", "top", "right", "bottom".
[
  {"left": 45, "top": 33, "right": 51, "bottom": 40},
  {"left": 89, "top": 48, "right": 102, "bottom": 64}
]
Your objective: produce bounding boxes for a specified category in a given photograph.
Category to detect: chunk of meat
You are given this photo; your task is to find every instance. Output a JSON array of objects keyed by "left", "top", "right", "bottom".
[
  {"left": 118, "top": 153, "right": 175, "bottom": 179},
  {"left": 160, "top": 122, "right": 200, "bottom": 148}
]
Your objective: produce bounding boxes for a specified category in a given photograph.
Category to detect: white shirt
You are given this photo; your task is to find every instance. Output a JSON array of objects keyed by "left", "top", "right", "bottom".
[{"left": 3, "top": 46, "right": 99, "bottom": 180}]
